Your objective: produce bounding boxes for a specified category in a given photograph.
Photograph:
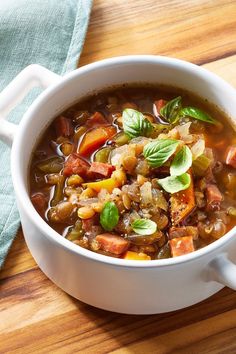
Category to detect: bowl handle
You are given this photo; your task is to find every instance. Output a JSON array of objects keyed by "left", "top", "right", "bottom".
[
  {"left": 0, "top": 64, "right": 61, "bottom": 146},
  {"left": 207, "top": 253, "right": 236, "bottom": 290}
]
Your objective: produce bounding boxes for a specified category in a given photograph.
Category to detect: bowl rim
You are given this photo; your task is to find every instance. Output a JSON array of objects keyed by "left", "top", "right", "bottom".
[{"left": 11, "top": 54, "right": 236, "bottom": 268}]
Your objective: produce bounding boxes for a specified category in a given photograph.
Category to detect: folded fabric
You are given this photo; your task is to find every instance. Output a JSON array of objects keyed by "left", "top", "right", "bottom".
[{"left": 0, "top": 0, "right": 93, "bottom": 268}]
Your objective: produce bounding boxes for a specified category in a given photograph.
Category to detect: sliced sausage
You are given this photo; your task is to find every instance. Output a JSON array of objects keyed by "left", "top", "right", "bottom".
[
  {"left": 89, "top": 162, "right": 115, "bottom": 177},
  {"left": 206, "top": 184, "right": 223, "bottom": 211},
  {"left": 169, "top": 236, "right": 195, "bottom": 257},
  {"left": 63, "top": 153, "right": 90, "bottom": 177},
  {"left": 96, "top": 233, "right": 130, "bottom": 255}
]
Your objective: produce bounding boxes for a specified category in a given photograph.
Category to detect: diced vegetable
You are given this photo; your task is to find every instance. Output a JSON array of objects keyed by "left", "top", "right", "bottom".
[
  {"left": 55, "top": 116, "right": 73, "bottom": 137},
  {"left": 123, "top": 251, "right": 151, "bottom": 260},
  {"left": 192, "top": 154, "right": 211, "bottom": 177},
  {"left": 87, "top": 111, "right": 108, "bottom": 127},
  {"left": 113, "top": 132, "right": 130, "bottom": 146},
  {"left": 206, "top": 184, "right": 223, "bottom": 211},
  {"left": 63, "top": 153, "right": 90, "bottom": 177},
  {"left": 169, "top": 236, "right": 194, "bottom": 257},
  {"left": 226, "top": 146, "right": 236, "bottom": 168},
  {"left": 110, "top": 144, "right": 136, "bottom": 167},
  {"left": 51, "top": 175, "right": 66, "bottom": 206},
  {"left": 89, "top": 162, "right": 115, "bottom": 177},
  {"left": 94, "top": 147, "right": 112, "bottom": 163},
  {"left": 79, "top": 126, "right": 116, "bottom": 156},
  {"left": 66, "top": 219, "right": 83, "bottom": 241},
  {"left": 140, "top": 181, "right": 152, "bottom": 206},
  {"left": 95, "top": 233, "right": 130, "bottom": 255},
  {"left": 83, "top": 178, "right": 119, "bottom": 193},
  {"left": 170, "top": 173, "right": 195, "bottom": 225},
  {"left": 37, "top": 157, "right": 64, "bottom": 174},
  {"left": 227, "top": 206, "right": 236, "bottom": 217},
  {"left": 191, "top": 139, "right": 205, "bottom": 160}
]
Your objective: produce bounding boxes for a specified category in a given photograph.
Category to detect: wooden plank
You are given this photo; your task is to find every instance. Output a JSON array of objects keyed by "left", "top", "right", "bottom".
[
  {"left": 111, "top": 310, "right": 236, "bottom": 354},
  {"left": 80, "top": 0, "right": 236, "bottom": 67},
  {"left": 0, "top": 229, "right": 36, "bottom": 280},
  {"left": 0, "top": 267, "right": 236, "bottom": 353}
]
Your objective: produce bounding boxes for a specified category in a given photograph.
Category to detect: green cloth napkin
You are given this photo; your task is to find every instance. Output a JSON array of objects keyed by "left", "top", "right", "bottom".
[{"left": 0, "top": 0, "right": 93, "bottom": 268}]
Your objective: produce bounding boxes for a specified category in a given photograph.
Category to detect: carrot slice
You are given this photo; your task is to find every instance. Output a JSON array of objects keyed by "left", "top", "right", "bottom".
[
  {"left": 169, "top": 236, "right": 195, "bottom": 257},
  {"left": 123, "top": 251, "right": 151, "bottom": 260},
  {"left": 78, "top": 126, "right": 116, "bottom": 156},
  {"left": 170, "top": 173, "right": 195, "bottom": 225}
]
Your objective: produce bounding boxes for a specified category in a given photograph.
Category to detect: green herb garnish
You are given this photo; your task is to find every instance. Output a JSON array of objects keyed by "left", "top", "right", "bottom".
[
  {"left": 100, "top": 201, "right": 119, "bottom": 231},
  {"left": 143, "top": 139, "right": 179, "bottom": 167},
  {"left": 122, "top": 109, "right": 153, "bottom": 138},
  {"left": 170, "top": 145, "right": 192, "bottom": 176},
  {"left": 179, "top": 107, "right": 216, "bottom": 124},
  {"left": 131, "top": 219, "right": 157, "bottom": 235},
  {"left": 158, "top": 173, "right": 191, "bottom": 193},
  {"left": 160, "top": 96, "right": 182, "bottom": 123}
]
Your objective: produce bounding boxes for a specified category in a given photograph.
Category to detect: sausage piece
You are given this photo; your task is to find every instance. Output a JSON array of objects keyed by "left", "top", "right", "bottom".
[
  {"left": 89, "top": 162, "right": 115, "bottom": 177},
  {"left": 96, "top": 233, "right": 130, "bottom": 255},
  {"left": 206, "top": 184, "right": 223, "bottom": 211},
  {"left": 63, "top": 153, "right": 90, "bottom": 177},
  {"left": 169, "top": 236, "right": 194, "bottom": 257}
]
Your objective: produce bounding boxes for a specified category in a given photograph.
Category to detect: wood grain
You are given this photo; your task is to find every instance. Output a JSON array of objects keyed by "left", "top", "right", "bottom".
[
  {"left": 80, "top": 0, "right": 236, "bottom": 67},
  {"left": 1, "top": 1, "right": 236, "bottom": 353}
]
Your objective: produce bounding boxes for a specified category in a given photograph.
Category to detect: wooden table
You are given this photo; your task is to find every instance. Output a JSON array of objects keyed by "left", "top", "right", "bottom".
[{"left": 1, "top": 1, "right": 236, "bottom": 352}]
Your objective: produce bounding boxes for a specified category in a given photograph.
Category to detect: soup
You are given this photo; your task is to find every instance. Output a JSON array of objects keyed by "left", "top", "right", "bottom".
[{"left": 29, "top": 85, "right": 236, "bottom": 260}]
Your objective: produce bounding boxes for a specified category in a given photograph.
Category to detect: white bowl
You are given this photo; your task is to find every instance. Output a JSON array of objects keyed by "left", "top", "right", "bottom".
[{"left": 1, "top": 56, "right": 236, "bottom": 314}]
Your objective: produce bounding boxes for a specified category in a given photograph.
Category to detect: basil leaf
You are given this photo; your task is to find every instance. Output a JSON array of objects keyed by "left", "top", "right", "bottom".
[
  {"left": 143, "top": 139, "right": 179, "bottom": 167},
  {"left": 179, "top": 107, "right": 216, "bottom": 124},
  {"left": 131, "top": 219, "right": 157, "bottom": 235},
  {"left": 160, "top": 96, "right": 182, "bottom": 123},
  {"left": 170, "top": 146, "right": 192, "bottom": 176},
  {"left": 122, "top": 109, "right": 153, "bottom": 138},
  {"left": 100, "top": 201, "right": 119, "bottom": 231},
  {"left": 158, "top": 173, "right": 191, "bottom": 193}
]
